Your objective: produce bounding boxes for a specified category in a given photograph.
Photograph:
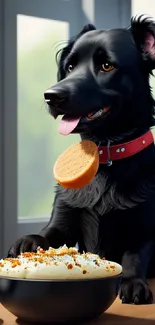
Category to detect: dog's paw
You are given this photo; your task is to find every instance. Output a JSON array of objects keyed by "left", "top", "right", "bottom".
[
  {"left": 119, "top": 278, "right": 153, "bottom": 304},
  {"left": 7, "top": 235, "right": 49, "bottom": 258}
]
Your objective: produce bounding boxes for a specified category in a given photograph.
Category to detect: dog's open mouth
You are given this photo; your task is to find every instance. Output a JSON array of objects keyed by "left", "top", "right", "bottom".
[
  {"left": 86, "top": 107, "right": 110, "bottom": 120},
  {"left": 58, "top": 106, "right": 110, "bottom": 135}
]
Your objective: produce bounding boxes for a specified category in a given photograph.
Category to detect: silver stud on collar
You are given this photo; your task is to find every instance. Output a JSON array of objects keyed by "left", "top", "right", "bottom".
[
  {"left": 142, "top": 140, "right": 145, "bottom": 144},
  {"left": 116, "top": 148, "right": 125, "bottom": 153}
]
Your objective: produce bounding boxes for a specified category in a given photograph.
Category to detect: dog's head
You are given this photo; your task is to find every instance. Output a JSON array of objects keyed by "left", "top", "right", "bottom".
[{"left": 44, "top": 16, "right": 155, "bottom": 141}]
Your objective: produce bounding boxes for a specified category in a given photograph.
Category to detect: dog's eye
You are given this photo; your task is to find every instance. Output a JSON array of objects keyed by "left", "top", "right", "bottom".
[
  {"left": 68, "top": 64, "right": 74, "bottom": 73},
  {"left": 101, "top": 62, "right": 114, "bottom": 72}
]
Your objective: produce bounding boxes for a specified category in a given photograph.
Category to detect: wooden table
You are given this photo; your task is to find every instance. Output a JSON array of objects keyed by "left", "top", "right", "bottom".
[{"left": 1, "top": 279, "right": 155, "bottom": 325}]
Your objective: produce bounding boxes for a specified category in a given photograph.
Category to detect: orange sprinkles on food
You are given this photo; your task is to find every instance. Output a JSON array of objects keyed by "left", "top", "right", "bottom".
[
  {"left": 67, "top": 263, "right": 73, "bottom": 270},
  {"left": 11, "top": 260, "right": 21, "bottom": 268},
  {"left": 0, "top": 245, "right": 122, "bottom": 279},
  {"left": 39, "top": 249, "right": 46, "bottom": 254},
  {"left": 83, "top": 270, "right": 87, "bottom": 274},
  {"left": 75, "top": 262, "right": 81, "bottom": 267},
  {"left": 37, "top": 246, "right": 78, "bottom": 257},
  {"left": 21, "top": 252, "right": 35, "bottom": 258},
  {"left": 106, "top": 266, "right": 110, "bottom": 271}
]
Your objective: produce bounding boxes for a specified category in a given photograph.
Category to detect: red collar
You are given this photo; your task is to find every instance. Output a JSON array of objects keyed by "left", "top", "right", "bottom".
[{"left": 98, "top": 130, "right": 154, "bottom": 165}]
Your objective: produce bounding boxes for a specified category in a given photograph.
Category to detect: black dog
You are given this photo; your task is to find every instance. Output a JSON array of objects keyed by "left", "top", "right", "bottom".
[{"left": 8, "top": 15, "right": 155, "bottom": 304}]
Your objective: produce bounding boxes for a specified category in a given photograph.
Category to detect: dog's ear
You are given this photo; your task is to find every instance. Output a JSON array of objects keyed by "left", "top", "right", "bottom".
[
  {"left": 130, "top": 15, "right": 155, "bottom": 70},
  {"left": 57, "top": 24, "right": 96, "bottom": 81}
]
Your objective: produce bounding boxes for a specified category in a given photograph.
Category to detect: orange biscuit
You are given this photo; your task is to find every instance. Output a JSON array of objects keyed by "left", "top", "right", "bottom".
[{"left": 53, "top": 140, "right": 99, "bottom": 188}]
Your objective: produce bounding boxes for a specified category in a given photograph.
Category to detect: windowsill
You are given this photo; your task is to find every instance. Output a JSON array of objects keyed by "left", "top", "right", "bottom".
[
  {"left": 17, "top": 217, "right": 49, "bottom": 237},
  {"left": 18, "top": 217, "right": 50, "bottom": 224}
]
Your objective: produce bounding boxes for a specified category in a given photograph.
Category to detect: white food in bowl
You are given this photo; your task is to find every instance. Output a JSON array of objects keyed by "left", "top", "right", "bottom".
[{"left": 0, "top": 245, "right": 122, "bottom": 280}]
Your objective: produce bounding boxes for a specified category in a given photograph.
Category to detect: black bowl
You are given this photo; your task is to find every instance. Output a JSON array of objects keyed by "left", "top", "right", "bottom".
[{"left": 0, "top": 274, "right": 121, "bottom": 324}]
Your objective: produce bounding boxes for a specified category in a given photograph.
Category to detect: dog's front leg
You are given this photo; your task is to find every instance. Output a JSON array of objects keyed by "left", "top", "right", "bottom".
[
  {"left": 119, "top": 242, "right": 154, "bottom": 304},
  {"left": 8, "top": 195, "right": 80, "bottom": 257},
  {"left": 40, "top": 194, "right": 80, "bottom": 248}
]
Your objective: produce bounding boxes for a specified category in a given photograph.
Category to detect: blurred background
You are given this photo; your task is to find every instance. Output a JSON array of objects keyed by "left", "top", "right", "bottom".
[{"left": 0, "top": 0, "right": 155, "bottom": 256}]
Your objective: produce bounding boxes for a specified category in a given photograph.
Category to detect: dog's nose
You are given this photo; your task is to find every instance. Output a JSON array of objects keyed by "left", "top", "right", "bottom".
[{"left": 44, "top": 88, "right": 68, "bottom": 108}]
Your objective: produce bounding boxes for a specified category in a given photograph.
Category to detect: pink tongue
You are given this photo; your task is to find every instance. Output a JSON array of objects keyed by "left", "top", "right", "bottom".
[{"left": 58, "top": 116, "right": 81, "bottom": 135}]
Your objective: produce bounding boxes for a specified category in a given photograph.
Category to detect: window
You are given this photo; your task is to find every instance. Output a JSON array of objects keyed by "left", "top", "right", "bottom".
[
  {"left": 17, "top": 15, "right": 79, "bottom": 219},
  {"left": 2, "top": 0, "right": 82, "bottom": 255}
]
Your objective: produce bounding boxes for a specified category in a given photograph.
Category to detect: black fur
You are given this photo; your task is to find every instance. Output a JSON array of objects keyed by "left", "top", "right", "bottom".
[{"left": 8, "top": 15, "right": 155, "bottom": 305}]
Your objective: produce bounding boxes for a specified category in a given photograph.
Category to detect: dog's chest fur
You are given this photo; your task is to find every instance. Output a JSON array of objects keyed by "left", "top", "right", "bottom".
[{"left": 56, "top": 170, "right": 139, "bottom": 215}]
